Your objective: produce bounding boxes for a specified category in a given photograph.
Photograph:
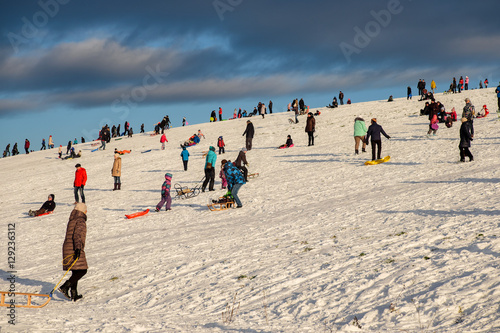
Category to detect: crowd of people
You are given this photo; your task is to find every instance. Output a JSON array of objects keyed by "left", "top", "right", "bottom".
[{"left": 12, "top": 78, "right": 497, "bottom": 305}]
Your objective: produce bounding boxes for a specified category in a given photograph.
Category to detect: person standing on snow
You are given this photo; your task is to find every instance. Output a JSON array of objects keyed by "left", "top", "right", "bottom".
[
  {"left": 305, "top": 112, "right": 316, "bottom": 146},
  {"left": 219, "top": 107, "right": 223, "bottom": 121},
  {"left": 160, "top": 133, "right": 168, "bottom": 150},
  {"left": 48, "top": 135, "right": 54, "bottom": 149},
  {"left": 366, "top": 118, "right": 391, "bottom": 161},
  {"left": 339, "top": 91, "right": 344, "bottom": 105},
  {"left": 202, "top": 146, "right": 217, "bottom": 192},
  {"left": 242, "top": 120, "right": 255, "bottom": 150},
  {"left": 180, "top": 147, "right": 190, "bottom": 171},
  {"left": 495, "top": 82, "right": 500, "bottom": 111},
  {"left": 59, "top": 202, "right": 88, "bottom": 302},
  {"left": 462, "top": 98, "right": 475, "bottom": 138},
  {"left": 234, "top": 147, "right": 249, "bottom": 182},
  {"left": 217, "top": 136, "right": 225, "bottom": 155},
  {"left": 353, "top": 116, "right": 368, "bottom": 155},
  {"left": 112, "top": 153, "right": 122, "bottom": 191},
  {"left": 24, "top": 139, "right": 30, "bottom": 154},
  {"left": 74, "top": 164, "right": 87, "bottom": 204},
  {"left": 459, "top": 117, "right": 474, "bottom": 162},
  {"left": 431, "top": 80, "right": 436, "bottom": 93},
  {"left": 222, "top": 159, "right": 245, "bottom": 208},
  {"left": 155, "top": 173, "right": 172, "bottom": 212}
]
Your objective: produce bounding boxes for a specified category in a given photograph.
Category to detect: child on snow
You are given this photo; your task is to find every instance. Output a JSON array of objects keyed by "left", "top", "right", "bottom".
[
  {"left": 217, "top": 136, "right": 225, "bottom": 154},
  {"left": 160, "top": 133, "right": 168, "bottom": 150},
  {"left": 155, "top": 173, "right": 172, "bottom": 212},
  {"left": 29, "top": 194, "right": 56, "bottom": 216},
  {"left": 279, "top": 135, "right": 293, "bottom": 148},
  {"left": 427, "top": 114, "right": 439, "bottom": 136},
  {"left": 219, "top": 163, "right": 227, "bottom": 189},
  {"left": 180, "top": 147, "right": 190, "bottom": 171}
]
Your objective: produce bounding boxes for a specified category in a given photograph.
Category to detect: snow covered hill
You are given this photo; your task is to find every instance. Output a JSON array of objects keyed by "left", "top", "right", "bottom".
[{"left": 1, "top": 88, "right": 499, "bottom": 332}]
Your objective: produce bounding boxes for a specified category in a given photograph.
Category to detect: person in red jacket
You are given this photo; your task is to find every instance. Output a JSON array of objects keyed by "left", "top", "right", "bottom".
[
  {"left": 74, "top": 164, "right": 87, "bottom": 204},
  {"left": 218, "top": 107, "right": 223, "bottom": 121},
  {"left": 217, "top": 136, "right": 225, "bottom": 154}
]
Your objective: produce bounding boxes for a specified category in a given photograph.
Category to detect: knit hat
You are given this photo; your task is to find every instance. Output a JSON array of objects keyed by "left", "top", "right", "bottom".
[
  {"left": 49, "top": 194, "right": 55, "bottom": 200},
  {"left": 165, "top": 172, "right": 172, "bottom": 179},
  {"left": 74, "top": 202, "right": 87, "bottom": 213},
  {"left": 75, "top": 163, "right": 81, "bottom": 168},
  {"left": 209, "top": 146, "right": 215, "bottom": 151}
]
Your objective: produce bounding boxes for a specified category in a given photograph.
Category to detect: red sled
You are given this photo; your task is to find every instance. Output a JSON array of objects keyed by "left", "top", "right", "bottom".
[
  {"left": 125, "top": 209, "right": 149, "bottom": 219},
  {"left": 279, "top": 144, "right": 294, "bottom": 149},
  {"left": 35, "top": 211, "right": 54, "bottom": 217}
]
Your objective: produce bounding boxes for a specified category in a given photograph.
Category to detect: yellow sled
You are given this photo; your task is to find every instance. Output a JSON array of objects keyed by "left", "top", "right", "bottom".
[
  {"left": 365, "top": 156, "right": 391, "bottom": 165},
  {"left": 0, "top": 291, "right": 51, "bottom": 309}
]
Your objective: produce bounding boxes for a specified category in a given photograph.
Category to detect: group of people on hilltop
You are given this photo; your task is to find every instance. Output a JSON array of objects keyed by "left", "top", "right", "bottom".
[{"left": 208, "top": 101, "right": 274, "bottom": 122}]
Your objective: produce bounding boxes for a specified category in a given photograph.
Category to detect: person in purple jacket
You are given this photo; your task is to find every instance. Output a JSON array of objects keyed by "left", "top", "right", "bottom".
[{"left": 365, "top": 118, "right": 391, "bottom": 161}]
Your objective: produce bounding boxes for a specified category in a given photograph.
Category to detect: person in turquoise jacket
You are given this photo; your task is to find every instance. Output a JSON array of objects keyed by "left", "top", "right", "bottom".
[
  {"left": 180, "top": 147, "right": 190, "bottom": 171},
  {"left": 202, "top": 146, "right": 217, "bottom": 192},
  {"left": 353, "top": 116, "right": 368, "bottom": 155}
]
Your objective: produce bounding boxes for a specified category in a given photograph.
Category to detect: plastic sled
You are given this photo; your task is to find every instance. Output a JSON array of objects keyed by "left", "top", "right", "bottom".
[
  {"left": 125, "top": 209, "right": 149, "bottom": 219},
  {"left": 0, "top": 291, "right": 51, "bottom": 309},
  {"left": 248, "top": 172, "right": 259, "bottom": 179},
  {"left": 34, "top": 211, "right": 53, "bottom": 217},
  {"left": 365, "top": 156, "right": 391, "bottom": 165},
  {"left": 279, "top": 144, "right": 294, "bottom": 149},
  {"left": 91, "top": 148, "right": 98, "bottom": 152},
  {"left": 115, "top": 138, "right": 123, "bottom": 141}
]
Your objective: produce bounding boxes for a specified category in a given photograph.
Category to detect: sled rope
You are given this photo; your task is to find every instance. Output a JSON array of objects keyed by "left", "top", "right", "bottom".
[{"left": 49, "top": 255, "right": 78, "bottom": 297}]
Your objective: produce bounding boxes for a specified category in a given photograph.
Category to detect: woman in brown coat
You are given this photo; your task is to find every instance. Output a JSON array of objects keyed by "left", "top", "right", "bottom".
[
  {"left": 305, "top": 112, "right": 316, "bottom": 146},
  {"left": 112, "top": 153, "right": 122, "bottom": 190},
  {"left": 59, "top": 203, "right": 88, "bottom": 301}
]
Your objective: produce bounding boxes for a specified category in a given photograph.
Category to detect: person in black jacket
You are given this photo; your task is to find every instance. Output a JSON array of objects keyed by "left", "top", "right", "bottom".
[
  {"left": 234, "top": 148, "right": 249, "bottom": 182},
  {"left": 459, "top": 117, "right": 473, "bottom": 162},
  {"left": 365, "top": 118, "right": 391, "bottom": 161},
  {"left": 242, "top": 120, "right": 254, "bottom": 150},
  {"left": 29, "top": 194, "right": 56, "bottom": 216}
]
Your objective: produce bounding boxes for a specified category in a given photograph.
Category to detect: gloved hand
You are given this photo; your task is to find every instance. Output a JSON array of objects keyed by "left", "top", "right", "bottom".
[{"left": 74, "top": 249, "right": 81, "bottom": 259}]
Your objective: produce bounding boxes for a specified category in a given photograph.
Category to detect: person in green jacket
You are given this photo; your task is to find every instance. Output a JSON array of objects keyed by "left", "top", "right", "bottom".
[
  {"left": 353, "top": 116, "right": 368, "bottom": 155},
  {"left": 202, "top": 146, "right": 217, "bottom": 192}
]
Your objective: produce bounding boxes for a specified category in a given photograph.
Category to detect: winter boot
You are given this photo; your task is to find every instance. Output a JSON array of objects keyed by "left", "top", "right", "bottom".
[
  {"left": 362, "top": 148, "right": 366, "bottom": 153},
  {"left": 118, "top": 183, "right": 121, "bottom": 190},
  {"left": 71, "top": 286, "right": 83, "bottom": 302},
  {"left": 113, "top": 183, "right": 118, "bottom": 191},
  {"left": 355, "top": 149, "right": 359, "bottom": 155},
  {"left": 59, "top": 280, "right": 71, "bottom": 299},
  {"left": 28, "top": 210, "right": 34, "bottom": 217}
]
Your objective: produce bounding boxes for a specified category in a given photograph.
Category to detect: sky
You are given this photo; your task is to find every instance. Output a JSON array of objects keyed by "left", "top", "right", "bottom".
[{"left": 1, "top": 0, "right": 499, "bottom": 152}]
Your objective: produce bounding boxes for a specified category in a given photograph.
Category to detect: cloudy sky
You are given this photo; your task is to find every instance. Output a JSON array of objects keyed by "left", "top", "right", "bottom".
[{"left": 1, "top": 0, "right": 499, "bottom": 151}]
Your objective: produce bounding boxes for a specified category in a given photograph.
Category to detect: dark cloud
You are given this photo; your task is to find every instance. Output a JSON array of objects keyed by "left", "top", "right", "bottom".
[{"left": 0, "top": 0, "right": 499, "bottom": 116}]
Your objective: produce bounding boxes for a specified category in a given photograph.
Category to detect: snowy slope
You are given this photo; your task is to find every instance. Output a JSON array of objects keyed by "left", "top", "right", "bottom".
[{"left": 1, "top": 88, "right": 499, "bottom": 332}]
